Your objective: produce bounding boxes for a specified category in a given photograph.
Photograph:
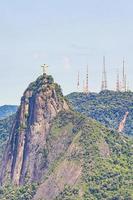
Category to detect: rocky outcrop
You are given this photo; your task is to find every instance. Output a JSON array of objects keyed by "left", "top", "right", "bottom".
[
  {"left": 33, "top": 160, "right": 82, "bottom": 200},
  {"left": 0, "top": 74, "right": 69, "bottom": 186}
]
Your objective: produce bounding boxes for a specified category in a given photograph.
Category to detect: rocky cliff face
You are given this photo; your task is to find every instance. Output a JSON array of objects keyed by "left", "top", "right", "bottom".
[{"left": 0, "top": 74, "right": 69, "bottom": 186}]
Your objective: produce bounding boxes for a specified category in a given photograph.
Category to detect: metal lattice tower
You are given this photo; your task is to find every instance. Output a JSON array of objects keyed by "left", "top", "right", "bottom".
[
  {"left": 101, "top": 56, "right": 107, "bottom": 91},
  {"left": 85, "top": 65, "right": 89, "bottom": 94},
  {"left": 122, "top": 58, "right": 127, "bottom": 92},
  {"left": 122, "top": 59, "right": 125, "bottom": 91},
  {"left": 77, "top": 71, "right": 80, "bottom": 91},
  {"left": 127, "top": 81, "right": 129, "bottom": 92},
  {"left": 116, "top": 69, "right": 120, "bottom": 92},
  {"left": 125, "top": 74, "right": 127, "bottom": 92},
  {"left": 83, "top": 80, "right": 85, "bottom": 93}
]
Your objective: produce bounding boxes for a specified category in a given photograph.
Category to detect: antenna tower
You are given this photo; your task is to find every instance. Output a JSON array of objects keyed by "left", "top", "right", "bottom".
[
  {"left": 83, "top": 80, "right": 85, "bottom": 93},
  {"left": 116, "top": 69, "right": 120, "bottom": 92},
  {"left": 77, "top": 71, "right": 80, "bottom": 91},
  {"left": 85, "top": 65, "right": 89, "bottom": 94},
  {"left": 122, "top": 58, "right": 127, "bottom": 92},
  {"left": 101, "top": 56, "right": 107, "bottom": 91}
]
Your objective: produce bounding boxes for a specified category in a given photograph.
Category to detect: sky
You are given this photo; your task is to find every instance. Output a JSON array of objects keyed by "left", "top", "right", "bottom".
[{"left": 0, "top": 0, "right": 133, "bottom": 105}]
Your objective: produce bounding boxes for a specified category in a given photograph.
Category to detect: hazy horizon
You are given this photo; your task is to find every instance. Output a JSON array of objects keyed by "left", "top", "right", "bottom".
[{"left": 1, "top": 0, "right": 133, "bottom": 105}]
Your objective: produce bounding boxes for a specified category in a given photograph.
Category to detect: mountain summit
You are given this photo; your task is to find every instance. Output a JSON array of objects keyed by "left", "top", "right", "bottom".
[
  {"left": 0, "top": 74, "right": 69, "bottom": 186},
  {"left": 0, "top": 74, "right": 133, "bottom": 200}
]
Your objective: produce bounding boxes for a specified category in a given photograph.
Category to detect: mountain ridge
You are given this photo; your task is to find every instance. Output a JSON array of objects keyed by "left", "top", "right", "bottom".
[
  {"left": 67, "top": 90, "right": 133, "bottom": 135},
  {"left": 0, "top": 105, "right": 18, "bottom": 120},
  {"left": 0, "top": 76, "right": 132, "bottom": 199}
]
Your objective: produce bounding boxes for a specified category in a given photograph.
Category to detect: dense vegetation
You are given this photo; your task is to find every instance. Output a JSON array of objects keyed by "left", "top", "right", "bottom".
[
  {"left": 0, "top": 77, "right": 133, "bottom": 199},
  {"left": 67, "top": 90, "right": 133, "bottom": 135},
  {"left": 0, "top": 105, "right": 133, "bottom": 199},
  {"left": 54, "top": 112, "right": 133, "bottom": 200},
  {"left": 0, "top": 105, "right": 17, "bottom": 120},
  {"left": 0, "top": 115, "right": 15, "bottom": 163},
  {"left": 0, "top": 111, "right": 132, "bottom": 199},
  {"left": 27, "top": 74, "right": 63, "bottom": 98},
  {"left": 0, "top": 184, "right": 37, "bottom": 200},
  {"left": 0, "top": 106, "right": 17, "bottom": 161},
  {"left": 0, "top": 114, "right": 37, "bottom": 200}
]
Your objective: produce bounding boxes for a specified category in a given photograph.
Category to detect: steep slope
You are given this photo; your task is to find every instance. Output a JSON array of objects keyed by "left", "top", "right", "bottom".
[
  {"left": 0, "top": 115, "right": 15, "bottom": 163},
  {"left": 33, "top": 113, "right": 133, "bottom": 200},
  {"left": 67, "top": 90, "right": 133, "bottom": 135},
  {"left": 0, "top": 105, "right": 17, "bottom": 119},
  {"left": 0, "top": 75, "right": 133, "bottom": 200},
  {"left": 0, "top": 111, "right": 132, "bottom": 200},
  {"left": 0, "top": 74, "right": 69, "bottom": 186},
  {"left": 0, "top": 106, "right": 17, "bottom": 164}
]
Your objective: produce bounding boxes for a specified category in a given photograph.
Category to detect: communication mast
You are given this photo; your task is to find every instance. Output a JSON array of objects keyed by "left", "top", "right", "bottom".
[
  {"left": 122, "top": 58, "right": 127, "bottom": 92},
  {"left": 83, "top": 80, "right": 85, "bottom": 93},
  {"left": 85, "top": 65, "right": 89, "bottom": 94},
  {"left": 101, "top": 56, "right": 107, "bottom": 91},
  {"left": 116, "top": 69, "right": 120, "bottom": 92},
  {"left": 77, "top": 71, "right": 80, "bottom": 91}
]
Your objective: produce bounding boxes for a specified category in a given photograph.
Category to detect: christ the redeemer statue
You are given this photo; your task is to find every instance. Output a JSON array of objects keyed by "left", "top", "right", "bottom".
[{"left": 41, "top": 64, "right": 48, "bottom": 75}]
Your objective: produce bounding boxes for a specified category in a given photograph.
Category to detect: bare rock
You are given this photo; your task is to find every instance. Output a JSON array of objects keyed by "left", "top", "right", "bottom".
[{"left": 0, "top": 75, "right": 69, "bottom": 186}]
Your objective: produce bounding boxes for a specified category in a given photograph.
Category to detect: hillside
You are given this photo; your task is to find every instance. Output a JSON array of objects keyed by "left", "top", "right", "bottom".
[
  {"left": 0, "top": 106, "right": 17, "bottom": 162},
  {"left": 33, "top": 112, "right": 133, "bottom": 200},
  {"left": 67, "top": 90, "right": 133, "bottom": 136},
  {"left": 0, "top": 105, "right": 17, "bottom": 119},
  {"left": 0, "top": 76, "right": 133, "bottom": 200},
  {"left": 0, "top": 115, "right": 15, "bottom": 164},
  {"left": 0, "top": 111, "right": 133, "bottom": 200}
]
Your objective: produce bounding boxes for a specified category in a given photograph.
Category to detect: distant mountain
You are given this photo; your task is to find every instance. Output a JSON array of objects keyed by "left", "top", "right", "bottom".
[
  {"left": 0, "top": 105, "right": 18, "bottom": 119},
  {"left": 0, "top": 75, "right": 133, "bottom": 200},
  {"left": 67, "top": 90, "right": 133, "bottom": 136},
  {"left": 0, "top": 105, "right": 17, "bottom": 165}
]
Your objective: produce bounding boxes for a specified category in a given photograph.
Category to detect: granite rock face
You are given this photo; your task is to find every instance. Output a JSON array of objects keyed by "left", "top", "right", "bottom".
[{"left": 0, "top": 74, "right": 69, "bottom": 186}]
